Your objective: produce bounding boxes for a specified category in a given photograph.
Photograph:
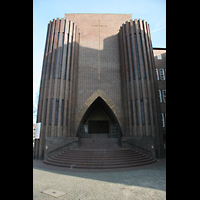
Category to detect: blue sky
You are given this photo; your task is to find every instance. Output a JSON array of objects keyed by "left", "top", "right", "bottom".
[{"left": 33, "top": 0, "right": 166, "bottom": 121}]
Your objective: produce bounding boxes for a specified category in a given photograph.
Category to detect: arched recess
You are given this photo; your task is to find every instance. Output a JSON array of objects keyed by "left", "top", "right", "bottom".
[{"left": 75, "top": 90, "right": 123, "bottom": 136}]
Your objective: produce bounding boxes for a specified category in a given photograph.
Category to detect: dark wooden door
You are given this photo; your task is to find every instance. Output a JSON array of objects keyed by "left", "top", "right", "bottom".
[{"left": 89, "top": 121, "right": 109, "bottom": 133}]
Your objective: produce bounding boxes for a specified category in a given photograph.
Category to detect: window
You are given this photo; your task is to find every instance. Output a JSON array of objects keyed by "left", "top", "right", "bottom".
[
  {"left": 157, "top": 54, "right": 162, "bottom": 60},
  {"left": 156, "top": 69, "right": 159, "bottom": 80},
  {"left": 68, "top": 37, "right": 73, "bottom": 81},
  {"left": 161, "top": 113, "right": 165, "bottom": 127},
  {"left": 151, "top": 99, "right": 155, "bottom": 125},
  {"left": 158, "top": 90, "right": 162, "bottom": 103},
  {"left": 49, "top": 29, "right": 56, "bottom": 79},
  {"left": 141, "top": 99, "right": 145, "bottom": 125},
  {"left": 130, "top": 34, "right": 136, "bottom": 80},
  {"left": 134, "top": 34, "right": 141, "bottom": 79},
  {"left": 63, "top": 33, "right": 69, "bottom": 79},
  {"left": 146, "top": 99, "right": 151, "bottom": 125},
  {"left": 44, "top": 99, "right": 48, "bottom": 125},
  {"left": 139, "top": 33, "right": 146, "bottom": 79},
  {"left": 60, "top": 99, "right": 64, "bottom": 126},
  {"left": 162, "top": 90, "right": 166, "bottom": 103},
  {"left": 159, "top": 69, "right": 165, "bottom": 80},
  {"left": 131, "top": 100, "right": 134, "bottom": 126},
  {"left": 135, "top": 99, "right": 139, "bottom": 125},
  {"left": 55, "top": 98, "right": 59, "bottom": 125},
  {"left": 49, "top": 98, "right": 53, "bottom": 125},
  {"left": 54, "top": 32, "right": 60, "bottom": 79},
  {"left": 66, "top": 100, "right": 69, "bottom": 126},
  {"left": 125, "top": 35, "right": 131, "bottom": 81},
  {"left": 58, "top": 32, "right": 65, "bottom": 79}
]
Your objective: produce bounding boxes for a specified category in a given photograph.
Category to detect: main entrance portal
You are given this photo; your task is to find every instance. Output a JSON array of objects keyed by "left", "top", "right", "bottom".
[
  {"left": 88, "top": 120, "right": 109, "bottom": 133},
  {"left": 78, "top": 97, "right": 122, "bottom": 138}
]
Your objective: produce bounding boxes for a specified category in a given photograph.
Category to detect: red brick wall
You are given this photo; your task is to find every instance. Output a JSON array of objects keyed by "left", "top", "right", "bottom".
[{"left": 65, "top": 14, "right": 132, "bottom": 134}]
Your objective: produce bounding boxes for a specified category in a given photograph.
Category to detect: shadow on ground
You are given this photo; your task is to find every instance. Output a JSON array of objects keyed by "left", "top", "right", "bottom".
[{"left": 33, "top": 159, "right": 166, "bottom": 191}]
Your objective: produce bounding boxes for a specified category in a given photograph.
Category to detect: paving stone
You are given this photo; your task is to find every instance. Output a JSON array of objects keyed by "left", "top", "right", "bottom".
[
  {"left": 41, "top": 189, "right": 66, "bottom": 198},
  {"left": 33, "top": 159, "right": 166, "bottom": 199}
]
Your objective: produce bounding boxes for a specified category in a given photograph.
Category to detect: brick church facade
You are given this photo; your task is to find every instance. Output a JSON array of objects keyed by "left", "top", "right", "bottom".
[{"left": 34, "top": 14, "right": 166, "bottom": 160}]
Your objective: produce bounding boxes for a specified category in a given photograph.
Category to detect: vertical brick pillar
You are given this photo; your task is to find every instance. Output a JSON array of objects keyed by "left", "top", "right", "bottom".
[
  {"left": 35, "top": 18, "right": 80, "bottom": 159},
  {"left": 119, "top": 19, "right": 164, "bottom": 158}
]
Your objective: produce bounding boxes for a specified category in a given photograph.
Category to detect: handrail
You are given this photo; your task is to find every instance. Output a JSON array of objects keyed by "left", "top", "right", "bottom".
[
  {"left": 47, "top": 139, "right": 78, "bottom": 158},
  {"left": 121, "top": 139, "right": 152, "bottom": 157}
]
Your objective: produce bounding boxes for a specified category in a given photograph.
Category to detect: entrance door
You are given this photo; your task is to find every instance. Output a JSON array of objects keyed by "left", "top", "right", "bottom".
[{"left": 89, "top": 121, "right": 109, "bottom": 133}]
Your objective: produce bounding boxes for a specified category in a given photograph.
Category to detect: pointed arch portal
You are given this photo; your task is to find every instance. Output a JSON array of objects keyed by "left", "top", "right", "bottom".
[{"left": 75, "top": 90, "right": 123, "bottom": 137}]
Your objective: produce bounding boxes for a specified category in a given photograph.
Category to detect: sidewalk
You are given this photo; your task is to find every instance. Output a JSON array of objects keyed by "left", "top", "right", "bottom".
[{"left": 33, "top": 159, "right": 166, "bottom": 199}]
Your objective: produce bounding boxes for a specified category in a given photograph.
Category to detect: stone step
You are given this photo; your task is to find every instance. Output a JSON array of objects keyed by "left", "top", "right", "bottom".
[
  {"left": 43, "top": 159, "right": 156, "bottom": 169},
  {"left": 46, "top": 158, "right": 154, "bottom": 166},
  {"left": 43, "top": 138, "right": 157, "bottom": 169},
  {"left": 50, "top": 155, "right": 150, "bottom": 163},
  {"left": 44, "top": 149, "right": 157, "bottom": 169},
  {"left": 56, "top": 151, "right": 145, "bottom": 159},
  {"left": 78, "top": 138, "right": 121, "bottom": 149}
]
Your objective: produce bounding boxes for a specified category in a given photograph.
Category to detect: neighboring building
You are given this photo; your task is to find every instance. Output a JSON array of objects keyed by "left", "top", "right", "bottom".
[
  {"left": 34, "top": 14, "right": 166, "bottom": 160},
  {"left": 153, "top": 48, "right": 166, "bottom": 149}
]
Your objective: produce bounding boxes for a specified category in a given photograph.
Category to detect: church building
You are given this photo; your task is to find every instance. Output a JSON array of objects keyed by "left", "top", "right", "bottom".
[{"left": 34, "top": 14, "right": 166, "bottom": 164}]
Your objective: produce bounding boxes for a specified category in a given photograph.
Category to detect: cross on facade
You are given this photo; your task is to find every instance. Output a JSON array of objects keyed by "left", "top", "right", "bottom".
[{"left": 91, "top": 20, "right": 107, "bottom": 79}]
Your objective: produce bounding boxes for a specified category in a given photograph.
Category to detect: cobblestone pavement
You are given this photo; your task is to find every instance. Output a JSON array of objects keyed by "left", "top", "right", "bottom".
[{"left": 33, "top": 159, "right": 166, "bottom": 200}]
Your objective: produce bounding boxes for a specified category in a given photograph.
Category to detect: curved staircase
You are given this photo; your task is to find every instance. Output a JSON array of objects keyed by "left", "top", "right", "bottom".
[{"left": 43, "top": 138, "right": 157, "bottom": 169}]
